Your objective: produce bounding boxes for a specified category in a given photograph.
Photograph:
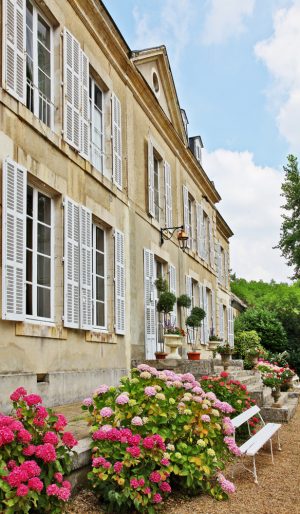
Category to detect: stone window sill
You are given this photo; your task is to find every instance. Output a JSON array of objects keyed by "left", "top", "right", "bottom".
[
  {"left": 85, "top": 331, "right": 117, "bottom": 344},
  {"left": 16, "top": 322, "right": 67, "bottom": 339}
]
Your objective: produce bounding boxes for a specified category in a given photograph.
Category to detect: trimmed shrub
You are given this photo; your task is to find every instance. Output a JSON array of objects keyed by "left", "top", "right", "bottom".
[
  {"left": 0, "top": 388, "right": 77, "bottom": 513},
  {"left": 83, "top": 366, "right": 239, "bottom": 512}
]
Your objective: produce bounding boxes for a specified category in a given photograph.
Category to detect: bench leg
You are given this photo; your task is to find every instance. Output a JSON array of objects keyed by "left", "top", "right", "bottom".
[
  {"left": 270, "top": 438, "right": 274, "bottom": 465},
  {"left": 253, "top": 456, "right": 258, "bottom": 484},
  {"left": 277, "top": 431, "right": 282, "bottom": 451}
]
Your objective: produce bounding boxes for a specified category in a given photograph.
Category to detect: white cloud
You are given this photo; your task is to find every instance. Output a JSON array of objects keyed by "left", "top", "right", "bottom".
[
  {"left": 201, "top": 0, "right": 255, "bottom": 46},
  {"left": 132, "top": 0, "right": 193, "bottom": 67},
  {"left": 203, "top": 148, "right": 290, "bottom": 282},
  {"left": 255, "top": 1, "right": 300, "bottom": 152}
]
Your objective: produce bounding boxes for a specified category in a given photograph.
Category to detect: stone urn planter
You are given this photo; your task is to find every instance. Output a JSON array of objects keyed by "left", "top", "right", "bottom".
[
  {"left": 164, "top": 334, "right": 182, "bottom": 360},
  {"left": 221, "top": 353, "right": 231, "bottom": 371},
  {"left": 208, "top": 341, "right": 219, "bottom": 351},
  {"left": 271, "top": 386, "right": 281, "bottom": 404}
]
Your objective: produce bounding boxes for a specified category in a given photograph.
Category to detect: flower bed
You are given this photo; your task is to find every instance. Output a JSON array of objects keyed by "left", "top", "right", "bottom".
[
  {"left": 83, "top": 365, "right": 240, "bottom": 513},
  {"left": 0, "top": 388, "right": 78, "bottom": 513},
  {"left": 256, "top": 359, "right": 295, "bottom": 390},
  {"left": 201, "top": 372, "right": 260, "bottom": 438}
]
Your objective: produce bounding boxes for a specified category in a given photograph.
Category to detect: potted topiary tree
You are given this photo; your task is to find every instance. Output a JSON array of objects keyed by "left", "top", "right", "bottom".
[
  {"left": 186, "top": 307, "right": 206, "bottom": 360},
  {"left": 156, "top": 289, "right": 177, "bottom": 359}
]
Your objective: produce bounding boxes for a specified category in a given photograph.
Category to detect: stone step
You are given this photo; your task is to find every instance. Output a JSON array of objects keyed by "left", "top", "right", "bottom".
[
  {"left": 248, "top": 385, "right": 272, "bottom": 407},
  {"left": 260, "top": 396, "right": 298, "bottom": 423}
]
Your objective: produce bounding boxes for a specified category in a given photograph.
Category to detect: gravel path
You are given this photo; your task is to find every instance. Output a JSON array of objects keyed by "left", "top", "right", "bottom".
[{"left": 66, "top": 403, "right": 300, "bottom": 514}]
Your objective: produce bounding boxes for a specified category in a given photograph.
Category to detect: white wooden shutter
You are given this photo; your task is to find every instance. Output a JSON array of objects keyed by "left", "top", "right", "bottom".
[
  {"left": 209, "top": 219, "right": 215, "bottom": 268},
  {"left": 164, "top": 161, "right": 172, "bottom": 227},
  {"left": 2, "top": 0, "right": 26, "bottom": 103},
  {"left": 169, "top": 264, "right": 176, "bottom": 324},
  {"left": 211, "top": 290, "right": 216, "bottom": 336},
  {"left": 79, "top": 206, "right": 92, "bottom": 329},
  {"left": 63, "top": 29, "right": 81, "bottom": 151},
  {"left": 224, "top": 250, "right": 228, "bottom": 288},
  {"left": 217, "top": 243, "right": 222, "bottom": 283},
  {"left": 148, "top": 139, "right": 155, "bottom": 217},
  {"left": 144, "top": 249, "right": 156, "bottom": 359},
  {"left": 112, "top": 93, "right": 122, "bottom": 189},
  {"left": 185, "top": 275, "right": 194, "bottom": 343},
  {"left": 183, "top": 185, "right": 190, "bottom": 248},
  {"left": 2, "top": 158, "right": 26, "bottom": 320},
  {"left": 203, "top": 286, "right": 209, "bottom": 344},
  {"left": 185, "top": 275, "right": 192, "bottom": 313},
  {"left": 64, "top": 197, "right": 80, "bottom": 328},
  {"left": 228, "top": 306, "right": 234, "bottom": 347},
  {"left": 219, "top": 301, "right": 224, "bottom": 340},
  {"left": 201, "top": 210, "right": 206, "bottom": 260},
  {"left": 115, "top": 230, "right": 125, "bottom": 334},
  {"left": 196, "top": 202, "right": 202, "bottom": 256},
  {"left": 80, "top": 50, "right": 90, "bottom": 160}
]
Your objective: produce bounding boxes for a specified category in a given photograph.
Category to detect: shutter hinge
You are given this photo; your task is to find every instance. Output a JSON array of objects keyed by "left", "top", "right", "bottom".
[{"left": 62, "top": 257, "right": 65, "bottom": 263}]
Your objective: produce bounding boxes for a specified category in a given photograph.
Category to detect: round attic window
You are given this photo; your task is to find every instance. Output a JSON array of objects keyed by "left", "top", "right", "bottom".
[{"left": 152, "top": 71, "right": 160, "bottom": 94}]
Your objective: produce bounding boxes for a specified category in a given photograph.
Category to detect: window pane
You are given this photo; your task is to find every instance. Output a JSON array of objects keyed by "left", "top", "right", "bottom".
[
  {"left": 26, "top": 219, "right": 33, "bottom": 249},
  {"left": 26, "top": 250, "right": 32, "bottom": 282},
  {"left": 94, "top": 85, "right": 102, "bottom": 110},
  {"left": 93, "top": 109, "right": 102, "bottom": 135},
  {"left": 96, "top": 302, "right": 105, "bottom": 327},
  {"left": 27, "top": 187, "right": 33, "bottom": 216},
  {"left": 96, "top": 228, "right": 104, "bottom": 252},
  {"left": 26, "top": 30, "right": 33, "bottom": 60},
  {"left": 96, "top": 277, "right": 104, "bottom": 301},
  {"left": 37, "top": 255, "right": 50, "bottom": 286},
  {"left": 37, "top": 287, "right": 50, "bottom": 318},
  {"left": 38, "top": 193, "right": 51, "bottom": 224},
  {"left": 37, "top": 15, "right": 50, "bottom": 49},
  {"left": 38, "top": 43, "right": 50, "bottom": 76},
  {"left": 37, "top": 224, "right": 51, "bottom": 255},
  {"left": 26, "top": 284, "right": 33, "bottom": 315},
  {"left": 38, "top": 70, "right": 51, "bottom": 99},
  {"left": 96, "top": 252, "right": 104, "bottom": 277},
  {"left": 26, "top": 1, "right": 33, "bottom": 30}
]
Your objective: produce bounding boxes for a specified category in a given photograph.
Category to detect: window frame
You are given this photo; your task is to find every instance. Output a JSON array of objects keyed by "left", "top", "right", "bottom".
[
  {"left": 90, "top": 76, "right": 105, "bottom": 174},
  {"left": 92, "top": 223, "right": 107, "bottom": 331},
  {"left": 25, "top": 185, "right": 55, "bottom": 322},
  {"left": 25, "top": 0, "right": 54, "bottom": 129}
]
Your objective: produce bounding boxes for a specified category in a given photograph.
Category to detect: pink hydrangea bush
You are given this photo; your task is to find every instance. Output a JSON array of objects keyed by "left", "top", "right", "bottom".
[
  {"left": 83, "top": 366, "right": 239, "bottom": 512},
  {"left": 0, "top": 388, "right": 77, "bottom": 513}
]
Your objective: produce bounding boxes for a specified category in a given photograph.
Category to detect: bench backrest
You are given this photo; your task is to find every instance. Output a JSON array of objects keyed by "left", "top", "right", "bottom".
[{"left": 232, "top": 405, "right": 261, "bottom": 428}]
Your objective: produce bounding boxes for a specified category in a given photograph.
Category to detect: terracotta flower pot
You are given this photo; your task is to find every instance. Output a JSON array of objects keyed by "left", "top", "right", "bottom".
[
  {"left": 155, "top": 352, "right": 168, "bottom": 360},
  {"left": 187, "top": 351, "right": 201, "bottom": 361}
]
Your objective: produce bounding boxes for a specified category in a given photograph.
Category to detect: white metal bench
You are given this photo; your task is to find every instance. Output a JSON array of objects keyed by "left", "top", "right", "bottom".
[{"left": 232, "top": 405, "right": 281, "bottom": 484}]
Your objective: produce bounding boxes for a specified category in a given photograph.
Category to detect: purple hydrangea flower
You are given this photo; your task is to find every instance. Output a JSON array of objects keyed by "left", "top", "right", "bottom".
[{"left": 100, "top": 407, "right": 114, "bottom": 418}]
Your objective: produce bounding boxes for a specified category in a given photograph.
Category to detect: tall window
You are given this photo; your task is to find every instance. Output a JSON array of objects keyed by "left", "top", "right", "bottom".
[
  {"left": 92, "top": 225, "right": 106, "bottom": 329},
  {"left": 188, "top": 194, "right": 195, "bottom": 248},
  {"left": 90, "top": 78, "right": 104, "bottom": 173},
  {"left": 26, "top": 187, "right": 53, "bottom": 320},
  {"left": 154, "top": 155, "right": 160, "bottom": 221},
  {"left": 26, "top": 0, "right": 53, "bottom": 127}
]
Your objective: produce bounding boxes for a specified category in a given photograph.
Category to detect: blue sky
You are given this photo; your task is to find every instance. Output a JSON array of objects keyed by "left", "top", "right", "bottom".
[{"left": 104, "top": 0, "right": 300, "bottom": 282}]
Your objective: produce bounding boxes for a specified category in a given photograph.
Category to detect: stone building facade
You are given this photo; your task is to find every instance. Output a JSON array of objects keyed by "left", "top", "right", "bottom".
[{"left": 0, "top": 0, "right": 233, "bottom": 410}]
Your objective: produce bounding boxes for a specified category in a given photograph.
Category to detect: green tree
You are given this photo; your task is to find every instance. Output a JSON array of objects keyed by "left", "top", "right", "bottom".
[
  {"left": 231, "top": 276, "right": 300, "bottom": 373},
  {"left": 234, "top": 307, "right": 287, "bottom": 354},
  {"left": 276, "top": 154, "right": 300, "bottom": 279}
]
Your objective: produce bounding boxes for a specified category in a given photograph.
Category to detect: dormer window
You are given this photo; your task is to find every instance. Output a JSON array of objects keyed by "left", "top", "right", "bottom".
[
  {"left": 181, "top": 109, "right": 188, "bottom": 137},
  {"left": 195, "top": 140, "right": 202, "bottom": 164}
]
